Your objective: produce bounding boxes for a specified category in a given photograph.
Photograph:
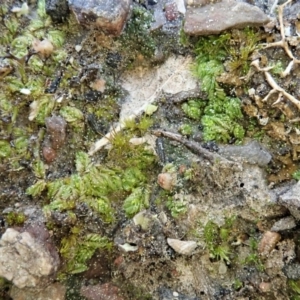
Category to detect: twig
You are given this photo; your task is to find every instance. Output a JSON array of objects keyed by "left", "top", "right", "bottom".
[
  {"left": 263, "top": 0, "right": 300, "bottom": 76},
  {"left": 152, "top": 129, "right": 240, "bottom": 169},
  {"left": 251, "top": 59, "right": 300, "bottom": 109}
]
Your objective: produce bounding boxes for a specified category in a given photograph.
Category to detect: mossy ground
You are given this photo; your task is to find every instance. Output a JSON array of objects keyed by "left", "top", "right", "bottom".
[{"left": 1, "top": 0, "right": 300, "bottom": 299}]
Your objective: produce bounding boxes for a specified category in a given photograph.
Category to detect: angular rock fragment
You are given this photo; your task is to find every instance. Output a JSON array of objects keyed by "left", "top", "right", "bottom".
[
  {"left": 218, "top": 140, "right": 272, "bottom": 167},
  {"left": 184, "top": 0, "right": 270, "bottom": 35},
  {"left": 258, "top": 231, "right": 281, "bottom": 256},
  {"left": 278, "top": 181, "right": 300, "bottom": 220},
  {"left": 68, "top": 0, "right": 132, "bottom": 36},
  {"left": 271, "top": 216, "right": 296, "bottom": 232},
  {"left": 80, "top": 282, "right": 124, "bottom": 300},
  {"left": 0, "top": 227, "right": 60, "bottom": 289},
  {"left": 167, "top": 238, "right": 197, "bottom": 255}
]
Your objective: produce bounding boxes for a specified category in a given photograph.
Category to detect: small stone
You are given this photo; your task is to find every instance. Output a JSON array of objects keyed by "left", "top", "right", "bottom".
[
  {"left": 45, "top": 115, "right": 67, "bottom": 150},
  {"left": 0, "top": 228, "right": 60, "bottom": 289},
  {"left": 184, "top": 0, "right": 270, "bottom": 36},
  {"left": 167, "top": 238, "right": 197, "bottom": 255},
  {"left": 259, "top": 282, "right": 271, "bottom": 293},
  {"left": 157, "top": 173, "right": 177, "bottom": 190},
  {"left": 271, "top": 216, "right": 296, "bottom": 232},
  {"left": 258, "top": 231, "right": 281, "bottom": 256},
  {"left": 68, "top": 0, "right": 132, "bottom": 36},
  {"left": 165, "top": 2, "right": 178, "bottom": 21},
  {"left": 42, "top": 146, "right": 57, "bottom": 163},
  {"left": 80, "top": 282, "right": 124, "bottom": 300},
  {"left": 279, "top": 181, "right": 300, "bottom": 220}
]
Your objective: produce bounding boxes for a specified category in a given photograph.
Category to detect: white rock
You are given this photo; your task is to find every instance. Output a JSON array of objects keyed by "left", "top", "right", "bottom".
[
  {"left": 0, "top": 228, "right": 58, "bottom": 288},
  {"left": 167, "top": 238, "right": 197, "bottom": 255}
]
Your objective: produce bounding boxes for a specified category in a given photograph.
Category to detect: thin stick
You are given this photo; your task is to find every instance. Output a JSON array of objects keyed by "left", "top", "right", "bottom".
[{"left": 152, "top": 129, "right": 239, "bottom": 168}]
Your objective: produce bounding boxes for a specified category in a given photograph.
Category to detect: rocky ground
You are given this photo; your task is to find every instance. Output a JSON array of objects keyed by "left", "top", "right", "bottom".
[{"left": 1, "top": 0, "right": 300, "bottom": 299}]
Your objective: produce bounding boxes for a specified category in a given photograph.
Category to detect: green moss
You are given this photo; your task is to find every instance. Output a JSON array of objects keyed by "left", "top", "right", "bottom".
[
  {"left": 60, "top": 230, "right": 112, "bottom": 274},
  {"left": 179, "top": 124, "right": 193, "bottom": 136},
  {"left": 288, "top": 280, "right": 300, "bottom": 299},
  {"left": 241, "top": 237, "right": 264, "bottom": 271},
  {"left": 293, "top": 170, "right": 300, "bottom": 180},
  {"left": 185, "top": 29, "right": 262, "bottom": 143},
  {"left": 203, "top": 217, "right": 237, "bottom": 263},
  {"left": 181, "top": 99, "right": 206, "bottom": 120},
  {"left": 6, "top": 211, "right": 26, "bottom": 226},
  {"left": 119, "top": 5, "right": 155, "bottom": 59}
]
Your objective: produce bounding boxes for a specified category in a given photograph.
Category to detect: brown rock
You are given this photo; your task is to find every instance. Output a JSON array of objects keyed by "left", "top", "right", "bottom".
[
  {"left": 258, "top": 231, "right": 281, "bottom": 256},
  {"left": 80, "top": 282, "right": 124, "bottom": 300},
  {"left": 45, "top": 115, "right": 67, "bottom": 150},
  {"left": 42, "top": 145, "right": 57, "bottom": 163},
  {"left": 68, "top": 0, "right": 132, "bottom": 36},
  {"left": 157, "top": 172, "right": 177, "bottom": 190},
  {"left": 184, "top": 0, "right": 270, "bottom": 36}
]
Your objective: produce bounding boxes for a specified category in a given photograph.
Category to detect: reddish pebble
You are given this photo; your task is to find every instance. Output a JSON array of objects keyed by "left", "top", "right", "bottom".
[
  {"left": 165, "top": 2, "right": 178, "bottom": 21},
  {"left": 45, "top": 116, "right": 67, "bottom": 150},
  {"left": 43, "top": 146, "right": 57, "bottom": 163},
  {"left": 80, "top": 282, "right": 124, "bottom": 300},
  {"left": 114, "top": 255, "right": 124, "bottom": 267}
]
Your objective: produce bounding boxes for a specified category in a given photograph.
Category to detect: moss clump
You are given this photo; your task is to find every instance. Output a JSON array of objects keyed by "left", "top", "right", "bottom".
[
  {"left": 182, "top": 29, "right": 262, "bottom": 143},
  {"left": 241, "top": 237, "right": 264, "bottom": 271},
  {"left": 118, "top": 5, "right": 155, "bottom": 59},
  {"left": 5, "top": 211, "right": 26, "bottom": 226},
  {"left": 59, "top": 228, "right": 112, "bottom": 275},
  {"left": 203, "top": 217, "right": 237, "bottom": 263}
]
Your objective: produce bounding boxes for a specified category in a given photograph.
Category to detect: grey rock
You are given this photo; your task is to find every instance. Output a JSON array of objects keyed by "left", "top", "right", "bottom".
[
  {"left": 0, "top": 227, "right": 60, "bottom": 289},
  {"left": 184, "top": 0, "right": 270, "bottom": 36},
  {"left": 46, "top": 0, "right": 70, "bottom": 23},
  {"left": 279, "top": 181, "right": 300, "bottom": 220},
  {"left": 271, "top": 216, "right": 296, "bottom": 232},
  {"left": 283, "top": 263, "right": 300, "bottom": 280},
  {"left": 68, "top": 0, "right": 132, "bottom": 36},
  {"left": 218, "top": 140, "right": 272, "bottom": 167}
]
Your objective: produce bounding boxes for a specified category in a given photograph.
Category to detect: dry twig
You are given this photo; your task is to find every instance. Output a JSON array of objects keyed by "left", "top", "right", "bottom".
[
  {"left": 152, "top": 129, "right": 241, "bottom": 170},
  {"left": 263, "top": 0, "right": 300, "bottom": 77},
  {"left": 251, "top": 59, "right": 300, "bottom": 109}
]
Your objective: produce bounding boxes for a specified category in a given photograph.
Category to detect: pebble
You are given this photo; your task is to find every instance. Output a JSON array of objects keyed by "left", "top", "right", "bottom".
[
  {"left": 278, "top": 181, "right": 300, "bottom": 221},
  {"left": 271, "top": 216, "right": 296, "bottom": 232},
  {"left": 80, "top": 282, "right": 124, "bottom": 300},
  {"left": 167, "top": 238, "right": 197, "bottom": 255},
  {"left": 42, "top": 145, "right": 57, "bottom": 163},
  {"left": 165, "top": 2, "right": 178, "bottom": 21},
  {"left": 157, "top": 173, "right": 177, "bottom": 190},
  {"left": 184, "top": 0, "right": 270, "bottom": 36},
  {"left": 68, "top": 0, "right": 132, "bottom": 36},
  {"left": 0, "top": 227, "right": 60, "bottom": 289},
  {"left": 218, "top": 140, "right": 272, "bottom": 167},
  {"left": 258, "top": 231, "right": 281, "bottom": 256},
  {"left": 45, "top": 115, "right": 67, "bottom": 150}
]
